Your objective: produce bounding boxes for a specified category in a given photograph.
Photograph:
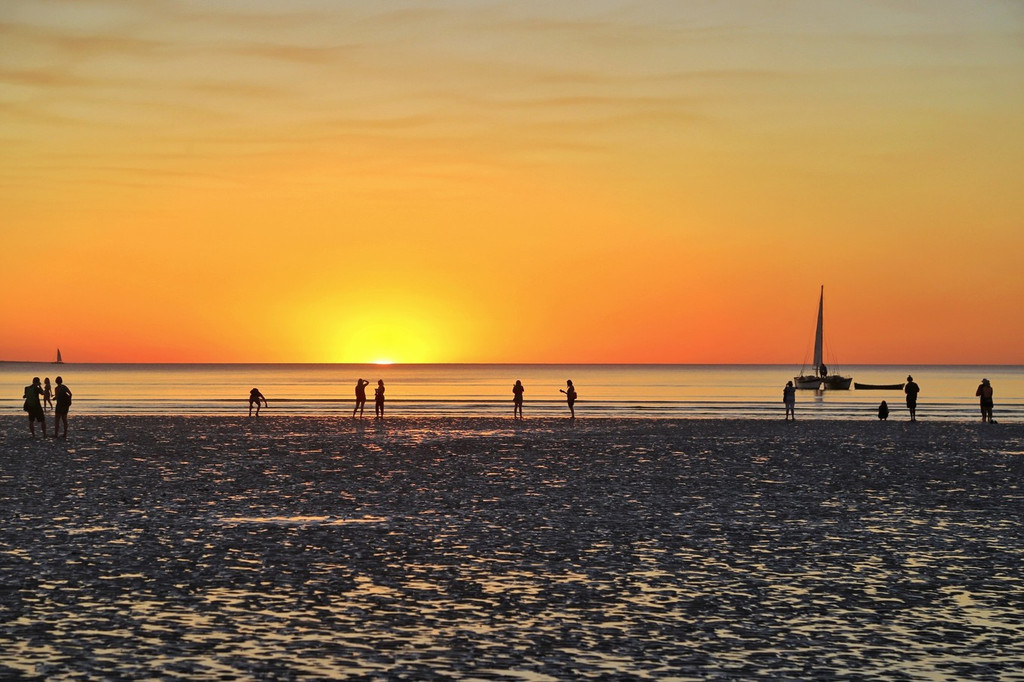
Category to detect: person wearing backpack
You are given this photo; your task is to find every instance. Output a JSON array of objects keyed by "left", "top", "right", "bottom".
[
  {"left": 53, "top": 376, "right": 73, "bottom": 438},
  {"left": 976, "top": 378, "right": 995, "bottom": 423}
]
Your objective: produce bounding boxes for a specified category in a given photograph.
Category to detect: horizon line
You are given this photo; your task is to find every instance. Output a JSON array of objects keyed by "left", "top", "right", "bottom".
[{"left": 2, "top": 360, "right": 1023, "bottom": 368}]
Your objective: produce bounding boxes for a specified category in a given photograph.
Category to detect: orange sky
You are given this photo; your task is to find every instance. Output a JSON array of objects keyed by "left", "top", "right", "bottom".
[{"left": 2, "top": 1, "right": 1023, "bottom": 364}]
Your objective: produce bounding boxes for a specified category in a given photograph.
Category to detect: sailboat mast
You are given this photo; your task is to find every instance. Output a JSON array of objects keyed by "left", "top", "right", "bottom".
[{"left": 813, "top": 286, "right": 824, "bottom": 374}]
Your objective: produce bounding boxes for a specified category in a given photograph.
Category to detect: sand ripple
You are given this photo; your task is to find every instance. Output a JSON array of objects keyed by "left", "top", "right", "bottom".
[{"left": 2, "top": 416, "right": 1024, "bottom": 679}]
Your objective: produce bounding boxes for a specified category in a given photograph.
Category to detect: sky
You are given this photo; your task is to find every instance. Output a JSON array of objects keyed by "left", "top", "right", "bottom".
[{"left": 2, "top": 0, "right": 1023, "bottom": 364}]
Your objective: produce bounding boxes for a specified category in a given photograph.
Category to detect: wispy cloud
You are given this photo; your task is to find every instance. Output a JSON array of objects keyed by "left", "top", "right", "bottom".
[{"left": 2, "top": 1, "right": 1021, "bottom": 184}]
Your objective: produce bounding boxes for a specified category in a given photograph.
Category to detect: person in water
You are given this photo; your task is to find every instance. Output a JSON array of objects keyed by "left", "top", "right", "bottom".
[
  {"left": 878, "top": 400, "right": 889, "bottom": 421},
  {"left": 783, "top": 380, "right": 796, "bottom": 421},
  {"left": 248, "top": 387, "right": 267, "bottom": 417},
  {"left": 374, "top": 380, "right": 386, "bottom": 419},
  {"left": 560, "top": 379, "right": 577, "bottom": 419},
  {"left": 512, "top": 380, "right": 524, "bottom": 419},
  {"left": 53, "top": 376, "right": 72, "bottom": 438},
  {"left": 976, "top": 378, "right": 994, "bottom": 423},
  {"left": 353, "top": 378, "right": 370, "bottom": 418},
  {"left": 23, "top": 377, "right": 47, "bottom": 437},
  {"left": 43, "top": 377, "right": 53, "bottom": 411}
]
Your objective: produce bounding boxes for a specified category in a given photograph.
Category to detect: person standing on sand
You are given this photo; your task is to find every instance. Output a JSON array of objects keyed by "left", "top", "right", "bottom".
[
  {"left": 374, "top": 380, "right": 386, "bottom": 419},
  {"left": 783, "top": 381, "right": 796, "bottom": 420},
  {"left": 248, "top": 388, "right": 267, "bottom": 417},
  {"left": 53, "top": 376, "right": 72, "bottom": 438},
  {"left": 512, "top": 380, "right": 524, "bottom": 419},
  {"left": 560, "top": 379, "right": 577, "bottom": 419},
  {"left": 353, "top": 378, "right": 370, "bottom": 418},
  {"left": 878, "top": 400, "right": 889, "bottom": 421},
  {"left": 43, "top": 377, "right": 53, "bottom": 411},
  {"left": 23, "top": 377, "right": 46, "bottom": 437},
  {"left": 976, "top": 378, "right": 994, "bottom": 423},
  {"left": 904, "top": 375, "right": 920, "bottom": 422}
]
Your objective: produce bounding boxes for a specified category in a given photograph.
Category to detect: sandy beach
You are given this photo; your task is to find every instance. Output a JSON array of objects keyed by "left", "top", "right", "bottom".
[{"left": 2, "top": 415, "right": 1024, "bottom": 679}]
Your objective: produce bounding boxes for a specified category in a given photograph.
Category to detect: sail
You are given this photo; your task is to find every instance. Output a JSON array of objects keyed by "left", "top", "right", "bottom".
[
  {"left": 56, "top": 348, "right": 63, "bottom": 363},
  {"left": 812, "top": 286, "right": 823, "bottom": 374}
]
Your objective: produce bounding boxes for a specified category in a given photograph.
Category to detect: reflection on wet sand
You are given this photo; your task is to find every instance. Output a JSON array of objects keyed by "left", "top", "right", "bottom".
[{"left": 2, "top": 416, "right": 1024, "bottom": 678}]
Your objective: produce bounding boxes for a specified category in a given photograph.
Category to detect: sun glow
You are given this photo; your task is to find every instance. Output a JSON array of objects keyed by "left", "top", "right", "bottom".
[
  {"left": 305, "top": 293, "right": 477, "bottom": 364},
  {"left": 2, "top": 3, "right": 1022, "bottom": 364}
]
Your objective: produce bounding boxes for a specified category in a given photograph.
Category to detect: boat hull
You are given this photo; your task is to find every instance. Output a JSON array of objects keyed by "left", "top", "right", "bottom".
[
  {"left": 822, "top": 376, "right": 853, "bottom": 390},
  {"left": 793, "top": 376, "right": 822, "bottom": 390},
  {"left": 854, "top": 383, "right": 905, "bottom": 391}
]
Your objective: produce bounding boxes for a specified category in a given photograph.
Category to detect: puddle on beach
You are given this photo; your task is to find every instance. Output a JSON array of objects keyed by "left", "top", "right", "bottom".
[
  {"left": 3, "top": 417, "right": 1024, "bottom": 678},
  {"left": 218, "top": 515, "right": 389, "bottom": 526}
]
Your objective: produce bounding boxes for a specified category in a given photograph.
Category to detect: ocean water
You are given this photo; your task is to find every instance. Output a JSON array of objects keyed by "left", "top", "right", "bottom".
[{"left": 2, "top": 363, "right": 1022, "bottom": 421}]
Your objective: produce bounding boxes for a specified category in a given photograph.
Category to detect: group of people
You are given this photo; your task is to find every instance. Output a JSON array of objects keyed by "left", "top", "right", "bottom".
[
  {"left": 21, "top": 372, "right": 1000, "bottom": 435},
  {"left": 783, "top": 375, "right": 997, "bottom": 422},
  {"left": 352, "top": 379, "right": 386, "bottom": 419},
  {"left": 22, "top": 376, "right": 72, "bottom": 438},
  {"left": 341, "top": 378, "right": 576, "bottom": 420},
  {"left": 247, "top": 378, "right": 579, "bottom": 420}
]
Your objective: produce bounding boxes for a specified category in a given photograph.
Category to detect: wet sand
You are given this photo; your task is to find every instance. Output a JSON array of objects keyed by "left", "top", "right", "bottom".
[{"left": 2, "top": 415, "right": 1024, "bottom": 679}]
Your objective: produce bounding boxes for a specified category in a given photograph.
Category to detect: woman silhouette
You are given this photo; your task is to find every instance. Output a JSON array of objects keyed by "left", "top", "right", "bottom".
[
  {"left": 512, "top": 380, "right": 524, "bottom": 419},
  {"left": 559, "top": 379, "right": 577, "bottom": 419},
  {"left": 374, "top": 380, "right": 386, "bottom": 419},
  {"left": 353, "top": 378, "right": 370, "bottom": 417}
]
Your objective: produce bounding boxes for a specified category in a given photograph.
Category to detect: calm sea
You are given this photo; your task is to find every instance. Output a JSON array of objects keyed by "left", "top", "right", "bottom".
[{"left": 2, "top": 363, "right": 1022, "bottom": 421}]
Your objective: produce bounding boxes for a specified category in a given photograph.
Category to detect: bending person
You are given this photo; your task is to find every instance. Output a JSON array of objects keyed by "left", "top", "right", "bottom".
[{"left": 249, "top": 387, "right": 268, "bottom": 417}]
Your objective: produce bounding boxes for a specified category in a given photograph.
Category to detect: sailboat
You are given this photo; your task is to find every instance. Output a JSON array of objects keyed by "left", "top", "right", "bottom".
[
  {"left": 794, "top": 286, "right": 852, "bottom": 390},
  {"left": 54, "top": 348, "right": 64, "bottom": 364}
]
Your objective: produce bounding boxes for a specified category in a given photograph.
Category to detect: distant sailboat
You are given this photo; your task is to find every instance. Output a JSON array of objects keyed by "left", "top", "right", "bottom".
[
  {"left": 794, "top": 287, "right": 852, "bottom": 390},
  {"left": 54, "top": 348, "right": 64, "bottom": 364}
]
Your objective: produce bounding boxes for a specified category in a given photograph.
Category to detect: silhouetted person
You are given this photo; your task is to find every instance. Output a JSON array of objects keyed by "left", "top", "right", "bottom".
[
  {"left": 560, "top": 379, "right": 577, "bottom": 419},
  {"left": 512, "top": 380, "right": 524, "bottom": 419},
  {"left": 43, "top": 377, "right": 53, "bottom": 411},
  {"left": 783, "top": 380, "right": 796, "bottom": 420},
  {"left": 878, "top": 400, "right": 889, "bottom": 421},
  {"left": 976, "top": 378, "right": 994, "bottom": 423},
  {"left": 23, "top": 377, "right": 46, "bottom": 437},
  {"left": 374, "top": 380, "right": 385, "bottom": 419},
  {"left": 248, "top": 387, "right": 267, "bottom": 417},
  {"left": 53, "top": 376, "right": 72, "bottom": 438},
  {"left": 904, "top": 375, "right": 920, "bottom": 421},
  {"left": 353, "top": 378, "right": 370, "bottom": 417}
]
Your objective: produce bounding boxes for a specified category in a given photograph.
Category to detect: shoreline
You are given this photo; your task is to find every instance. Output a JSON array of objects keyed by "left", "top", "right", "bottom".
[{"left": 3, "top": 413, "right": 1021, "bottom": 427}]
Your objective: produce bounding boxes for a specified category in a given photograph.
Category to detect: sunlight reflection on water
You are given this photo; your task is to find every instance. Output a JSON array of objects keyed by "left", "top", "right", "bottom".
[
  {"left": 218, "top": 515, "right": 388, "bottom": 526},
  {"left": 3, "top": 417, "right": 1024, "bottom": 678},
  {"left": 3, "top": 363, "right": 1023, "bottom": 420}
]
